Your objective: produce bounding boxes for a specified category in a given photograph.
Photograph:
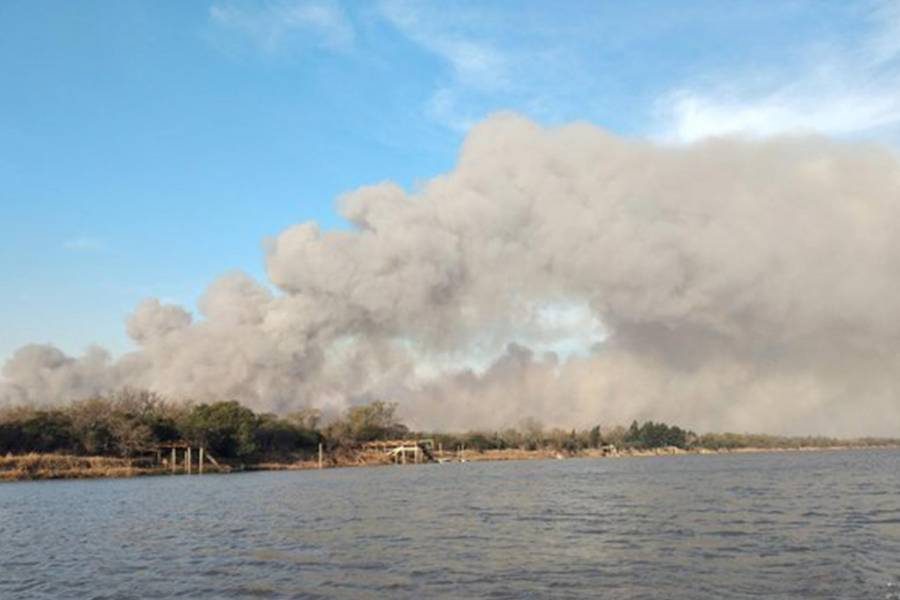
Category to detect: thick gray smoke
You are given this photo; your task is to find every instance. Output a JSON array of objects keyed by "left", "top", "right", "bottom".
[{"left": 4, "top": 114, "right": 900, "bottom": 435}]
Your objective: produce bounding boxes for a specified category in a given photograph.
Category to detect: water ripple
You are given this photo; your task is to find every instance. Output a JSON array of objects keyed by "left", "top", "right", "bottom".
[{"left": 1, "top": 450, "right": 899, "bottom": 599}]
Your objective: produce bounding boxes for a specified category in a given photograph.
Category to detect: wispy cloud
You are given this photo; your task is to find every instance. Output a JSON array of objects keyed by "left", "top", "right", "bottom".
[
  {"left": 656, "top": 85, "right": 900, "bottom": 142},
  {"left": 202, "top": 0, "right": 900, "bottom": 142},
  {"left": 379, "top": 0, "right": 596, "bottom": 132},
  {"left": 379, "top": 0, "right": 507, "bottom": 91},
  {"left": 62, "top": 237, "right": 106, "bottom": 252},
  {"left": 377, "top": 0, "right": 519, "bottom": 130},
  {"left": 425, "top": 87, "right": 478, "bottom": 132},
  {"left": 655, "top": 1, "right": 900, "bottom": 142},
  {"left": 208, "top": 0, "right": 354, "bottom": 55},
  {"left": 376, "top": 1, "right": 900, "bottom": 143}
]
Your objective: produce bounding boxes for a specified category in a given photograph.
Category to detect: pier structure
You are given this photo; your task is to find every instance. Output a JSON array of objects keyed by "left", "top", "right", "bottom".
[
  {"left": 156, "top": 441, "right": 224, "bottom": 474},
  {"left": 363, "top": 439, "right": 437, "bottom": 464}
]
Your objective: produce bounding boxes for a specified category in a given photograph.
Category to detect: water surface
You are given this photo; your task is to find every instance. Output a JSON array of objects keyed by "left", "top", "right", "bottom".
[{"left": 2, "top": 449, "right": 899, "bottom": 599}]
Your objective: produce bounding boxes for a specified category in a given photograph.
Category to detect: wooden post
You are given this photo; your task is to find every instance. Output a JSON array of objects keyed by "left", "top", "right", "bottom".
[
  {"left": 186, "top": 447, "right": 192, "bottom": 475},
  {"left": 205, "top": 451, "right": 222, "bottom": 470},
  {"left": 318, "top": 443, "right": 323, "bottom": 469},
  {"left": 171, "top": 447, "right": 177, "bottom": 474},
  {"left": 414, "top": 445, "right": 419, "bottom": 464},
  {"left": 199, "top": 447, "right": 205, "bottom": 475}
]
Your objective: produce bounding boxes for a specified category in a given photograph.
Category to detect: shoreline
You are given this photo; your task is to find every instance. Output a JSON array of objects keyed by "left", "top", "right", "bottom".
[{"left": 3, "top": 443, "right": 898, "bottom": 483}]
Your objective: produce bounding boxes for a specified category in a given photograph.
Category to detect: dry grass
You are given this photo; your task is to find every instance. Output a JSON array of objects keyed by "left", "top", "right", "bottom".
[
  {"left": 460, "top": 448, "right": 563, "bottom": 461},
  {"left": 0, "top": 453, "right": 162, "bottom": 482},
  {"left": 254, "top": 449, "right": 395, "bottom": 471}
]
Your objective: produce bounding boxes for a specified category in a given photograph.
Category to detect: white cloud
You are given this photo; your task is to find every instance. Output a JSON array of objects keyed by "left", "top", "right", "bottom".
[
  {"left": 657, "top": 85, "right": 900, "bottom": 142},
  {"left": 208, "top": 0, "right": 354, "bottom": 55},
  {"left": 655, "top": 1, "right": 900, "bottom": 142}
]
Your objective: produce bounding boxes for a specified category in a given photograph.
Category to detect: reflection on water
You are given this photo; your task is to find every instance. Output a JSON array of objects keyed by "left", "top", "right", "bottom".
[{"left": 2, "top": 450, "right": 899, "bottom": 599}]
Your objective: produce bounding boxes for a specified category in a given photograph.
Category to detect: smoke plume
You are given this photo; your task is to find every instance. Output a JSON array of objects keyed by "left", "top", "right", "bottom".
[{"left": 4, "top": 114, "right": 900, "bottom": 435}]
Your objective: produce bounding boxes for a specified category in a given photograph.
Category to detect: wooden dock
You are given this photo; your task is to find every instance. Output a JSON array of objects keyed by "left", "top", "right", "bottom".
[
  {"left": 363, "top": 439, "right": 438, "bottom": 464},
  {"left": 156, "top": 441, "right": 227, "bottom": 474}
]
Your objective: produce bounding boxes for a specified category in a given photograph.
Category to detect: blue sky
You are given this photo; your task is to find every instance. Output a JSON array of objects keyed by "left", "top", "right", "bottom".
[{"left": 2, "top": 0, "right": 900, "bottom": 363}]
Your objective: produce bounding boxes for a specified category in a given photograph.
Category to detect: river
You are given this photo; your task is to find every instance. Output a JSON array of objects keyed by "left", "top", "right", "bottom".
[{"left": 2, "top": 449, "right": 899, "bottom": 599}]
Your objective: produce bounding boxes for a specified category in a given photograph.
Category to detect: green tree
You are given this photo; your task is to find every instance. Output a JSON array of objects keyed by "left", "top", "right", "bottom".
[
  {"left": 626, "top": 420, "right": 641, "bottom": 444},
  {"left": 13, "top": 409, "right": 76, "bottom": 453},
  {"left": 464, "top": 432, "right": 493, "bottom": 452},
  {"left": 256, "top": 414, "right": 320, "bottom": 454},
  {"left": 624, "top": 420, "right": 690, "bottom": 449},
  {"left": 180, "top": 401, "right": 259, "bottom": 459},
  {"left": 589, "top": 425, "right": 602, "bottom": 449}
]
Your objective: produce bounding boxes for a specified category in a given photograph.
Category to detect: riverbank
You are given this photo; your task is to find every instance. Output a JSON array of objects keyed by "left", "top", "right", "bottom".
[
  {"left": 0, "top": 454, "right": 161, "bottom": 482},
  {"left": 3, "top": 443, "right": 897, "bottom": 483}
]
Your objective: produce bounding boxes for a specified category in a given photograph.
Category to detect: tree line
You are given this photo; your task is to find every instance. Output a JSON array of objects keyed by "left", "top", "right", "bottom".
[
  {"left": 0, "top": 390, "right": 409, "bottom": 462},
  {"left": 2, "top": 390, "right": 895, "bottom": 462},
  {"left": 424, "top": 419, "right": 694, "bottom": 453}
]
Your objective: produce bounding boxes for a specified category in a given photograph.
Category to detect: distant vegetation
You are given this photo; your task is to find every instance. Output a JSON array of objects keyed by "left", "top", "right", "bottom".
[
  {"left": 0, "top": 390, "right": 897, "bottom": 463},
  {"left": 0, "top": 391, "right": 412, "bottom": 462},
  {"left": 0, "top": 390, "right": 318, "bottom": 462}
]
